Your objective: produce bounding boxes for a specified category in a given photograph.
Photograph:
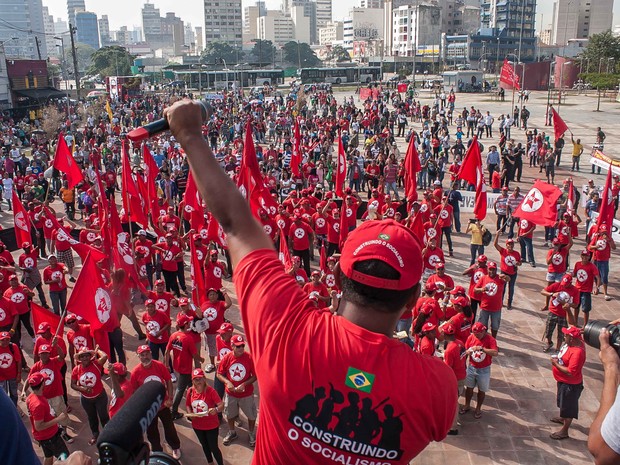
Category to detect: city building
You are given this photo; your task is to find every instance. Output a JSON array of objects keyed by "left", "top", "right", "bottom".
[
  {"left": 67, "top": 0, "right": 85, "bottom": 26},
  {"left": 55, "top": 18, "right": 68, "bottom": 34},
  {"left": 43, "top": 7, "right": 59, "bottom": 58},
  {"left": 99, "top": 15, "right": 111, "bottom": 47},
  {"left": 244, "top": 1, "right": 267, "bottom": 43},
  {"left": 163, "top": 12, "right": 185, "bottom": 56},
  {"left": 204, "top": 0, "right": 243, "bottom": 47},
  {"left": 319, "top": 21, "right": 343, "bottom": 45},
  {"left": 391, "top": 3, "right": 442, "bottom": 57},
  {"left": 6, "top": 59, "right": 64, "bottom": 111},
  {"left": 291, "top": 0, "right": 317, "bottom": 43},
  {"left": 539, "top": 26, "right": 553, "bottom": 45},
  {"left": 195, "top": 26, "right": 203, "bottom": 52},
  {"left": 76, "top": 11, "right": 100, "bottom": 50},
  {"left": 258, "top": 10, "right": 295, "bottom": 44},
  {"left": 0, "top": 0, "right": 48, "bottom": 59},
  {"left": 360, "top": 0, "right": 383, "bottom": 7},
  {"left": 343, "top": 7, "right": 384, "bottom": 57},
  {"left": 114, "top": 26, "right": 131, "bottom": 45},
  {"left": 315, "top": 0, "right": 332, "bottom": 29},
  {"left": 551, "top": 0, "right": 614, "bottom": 46},
  {"left": 0, "top": 45, "right": 11, "bottom": 109}
]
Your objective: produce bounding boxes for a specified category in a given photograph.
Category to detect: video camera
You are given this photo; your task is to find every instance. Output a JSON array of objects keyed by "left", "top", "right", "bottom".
[{"left": 583, "top": 320, "right": 620, "bottom": 354}]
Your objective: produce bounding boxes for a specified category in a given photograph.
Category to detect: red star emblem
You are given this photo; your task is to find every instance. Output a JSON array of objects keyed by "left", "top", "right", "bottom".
[{"left": 524, "top": 193, "right": 539, "bottom": 208}]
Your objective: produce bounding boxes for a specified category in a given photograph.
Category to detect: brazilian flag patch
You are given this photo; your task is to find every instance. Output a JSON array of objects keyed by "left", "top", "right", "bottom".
[{"left": 345, "top": 367, "right": 375, "bottom": 393}]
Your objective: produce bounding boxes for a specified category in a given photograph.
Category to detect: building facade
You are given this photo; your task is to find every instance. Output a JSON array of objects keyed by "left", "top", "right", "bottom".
[
  {"left": 319, "top": 21, "right": 343, "bottom": 45},
  {"left": 391, "top": 3, "right": 441, "bottom": 57},
  {"left": 204, "top": 0, "right": 243, "bottom": 47},
  {"left": 343, "top": 7, "right": 384, "bottom": 54},
  {"left": 315, "top": 0, "right": 332, "bottom": 29},
  {"left": 99, "top": 15, "right": 111, "bottom": 47},
  {"left": 291, "top": 1, "right": 317, "bottom": 43},
  {"left": 76, "top": 11, "right": 100, "bottom": 50},
  {"left": 43, "top": 7, "right": 59, "bottom": 58},
  {"left": 0, "top": 0, "right": 48, "bottom": 59},
  {"left": 360, "top": 0, "right": 383, "bottom": 7},
  {"left": 163, "top": 12, "right": 185, "bottom": 56},
  {"left": 552, "top": 0, "right": 614, "bottom": 46},
  {"left": 67, "top": 0, "right": 85, "bottom": 27},
  {"left": 244, "top": 2, "right": 267, "bottom": 43}
]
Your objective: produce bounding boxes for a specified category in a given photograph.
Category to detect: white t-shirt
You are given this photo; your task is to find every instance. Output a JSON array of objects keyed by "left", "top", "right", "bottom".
[{"left": 601, "top": 385, "right": 620, "bottom": 454}]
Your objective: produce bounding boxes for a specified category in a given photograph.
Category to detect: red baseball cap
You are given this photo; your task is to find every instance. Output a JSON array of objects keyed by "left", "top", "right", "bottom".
[
  {"left": 450, "top": 285, "right": 466, "bottom": 296},
  {"left": 38, "top": 344, "right": 52, "bottom": 353},
  {"left": 64, "top": 313, "right": 78, "bottom": 324},
  {"left": 178, "top": 297, "right": 189, "bottom": 306},
  {"left": 442, "top": 323, "right": 456, "bottom": 335},
  {"left": 0, "top": 331, "right": 10, "bottom": 340},
  {"left": 145, "top": 299, "right": 155, "bottom": 306},
  {"left": 154, "top": 279, "right": 165, "bottom": 286},
  {"left": 339, "top": 220, "right": 423, "bottom": 291},
  {"left": 451, "top": 295, "right": 470, "bottom": 307},
  {"left": 137, "top": 345, "right": 151, "bottom": 354},
  {"left": 176, "top": 313, "right": 191, "bottom": 327},
  {"left": 231, "top": 335, "right": 245, "bottom": 346},
  {"left": 112, "top": 362, "right": 127, "bottom": 376},
  {"left": 217, "top": 322, "right": 234, "bottom": 334},
  {"left": 37, "top": 322, "right": 51, "bottom": 334},
  {"left": 471, "top": 322, "right": 487, "bottom": 333},
  {"left": 561, "top": 273, "right": 572, "bottom": 285},
  {"left": 487, "top": 261, "right": 498, "bottom": 270},
  {"left": 477, "top": 255, "right": 488, "bottom": 263},
  {"left": 28, "top": 372, "right": 49, "bottom": 387},
  {"left": 422, "top": 321, "right": 437, "bottom": 332},
  {"left": 562, "top": 326, "right": 582, "bottom": 339},
  {"left": 192, "top": 368, "right": 206, "bottom": 379}
]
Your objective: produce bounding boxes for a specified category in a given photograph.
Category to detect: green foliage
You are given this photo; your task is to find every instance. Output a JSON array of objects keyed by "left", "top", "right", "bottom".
[
  {"left": 65, "top": 43, "right": 95, "bottom": 75},
  {"left": 282, "top": 41, "right": 321, "bottom": 68},
  {"left": 86, "top": 45, "right": 133, "bottom": 77},
  {"left": 200, "top": 42, "right": 242, "bottom": 65},
  {"left": 578, "top": 72, "right": 620, "bottom": 90},
  {"left": 579, "top": 30, "right": 620, "bottom": 73},
  {"left": 327, "top": 45, "right": 351, "bottom": 63},
  {"left": 250, "top": 39, "right": 276, "bottom": 64}
]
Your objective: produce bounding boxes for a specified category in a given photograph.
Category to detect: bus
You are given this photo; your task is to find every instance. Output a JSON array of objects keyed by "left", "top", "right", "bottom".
[
  {"left": 173, "top": 69, "right": 284, "bottom": 90},
  {"left": 299, "top": 66, "right": 382, "bottom": 84},
  {"left": 246, "top": 69, "right": 285, "bottom": 86}
]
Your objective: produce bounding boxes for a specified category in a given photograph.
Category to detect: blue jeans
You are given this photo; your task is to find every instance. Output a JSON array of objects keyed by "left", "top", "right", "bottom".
[
  {"left": 595, "top": 260, "right": 609, "bottom": 285},
  {"left": 453, "top": 208, "right": 461, "bottom": 233},
  {"left": 501, "top": 272, "right": 517, "bottom": 307},
  {"left": 385, "top": 181, "right": 399, "bottom": 199},
  {"left": 470, "top": 244, "right": 484, "bottom": 265},
  {"left": 478, "top": 309, "right": 502, "bottom": 332},
  {"left": 519, "top": 237, "right": 535, "bottom": 264},
  {"left": 50, "top": 289, "right": 67, "bottom": 316},
  {"left": 0, "top": 378, "right": 18, "bottom": 406}
]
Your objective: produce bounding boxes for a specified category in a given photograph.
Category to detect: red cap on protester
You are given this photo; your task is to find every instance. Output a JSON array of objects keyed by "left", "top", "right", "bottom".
[
  {"left": 231, "top": 335, "right": 245, "bottom": 346},
  {"left": 471, "top": 322, "right": 487, "bottom": 333},
  {"left": 112, "top": 363, "right": 127, "bottom": 376},
  {"left": 217, "top": 322, "right": 234, "bottom": 334},
  {"left": 422, "top": 322, "right": 437, "bottom": 332},
  {"left": 137, "top": 345, "right": 151, "bottom": 354},
  {"left": 37, "top": 322, "right": 51, "bottom": 334},
  {"left": 339, "top": 220, "right": 423, "bottom": 291},
  {"left": 176, "top": 313, "right": 191, "bottom": 327},
  {"left": 562, "top": 326, "right": 582, "bottom": 339},
  {"left": 28, "top": 372, "right": 49, "bottom": 387},
  {"left": 192, "top": 368, "right": 206, "bottom": 379},
  {"left": 442, "top": 323, "right": 456, "bottom": 335}
]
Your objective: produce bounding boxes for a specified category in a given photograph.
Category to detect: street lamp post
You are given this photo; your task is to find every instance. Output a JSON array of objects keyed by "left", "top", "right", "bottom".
[
  {"left": 495, "top": 37, "right": 500, "bottom": 84},
  {"left": 545, "top": 60, "right": 554, "bottom": 125},
  {"left": 54, "top": 36, "right": 70, "bottom": 116}
]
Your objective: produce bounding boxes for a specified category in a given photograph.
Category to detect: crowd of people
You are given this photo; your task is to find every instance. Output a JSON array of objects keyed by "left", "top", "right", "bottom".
[{"left": 0, "top": 78, "right": 615, "bottom": 465}]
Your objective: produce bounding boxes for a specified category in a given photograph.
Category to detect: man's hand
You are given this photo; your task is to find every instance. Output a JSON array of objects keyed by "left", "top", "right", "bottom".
[
  {"left": 599, "top": 329, "right": 620, "bottom": 371},
  {"left": 60, "top": 451, "right": 93, "bottom": 465},
  {"left": 163, "top": 100, "right": 205, "bottom": 146}
]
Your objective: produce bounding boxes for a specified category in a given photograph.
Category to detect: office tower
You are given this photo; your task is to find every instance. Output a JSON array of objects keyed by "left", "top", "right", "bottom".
[
  {"left": 67, "top": 0, "right": 85, "bottom": 27},
  {"left": 0, "top": 0, "right": 47, "bottom": 58},
  {"left": 204, "top": 0, "right": 242, "bottom": 47}
]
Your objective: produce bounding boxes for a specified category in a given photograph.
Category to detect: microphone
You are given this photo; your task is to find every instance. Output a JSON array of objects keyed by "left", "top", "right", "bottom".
[
  {"left": 97, "top": 381, "right": 166, "bottom": 465},
  {"left": 127, "top": 100, "right": 213, "bottom": 142}
]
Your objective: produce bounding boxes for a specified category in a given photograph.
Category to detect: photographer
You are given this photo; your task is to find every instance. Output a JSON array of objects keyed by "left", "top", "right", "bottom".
[{"left": 588, "top": 323, "right": 620, "bottom": 464}]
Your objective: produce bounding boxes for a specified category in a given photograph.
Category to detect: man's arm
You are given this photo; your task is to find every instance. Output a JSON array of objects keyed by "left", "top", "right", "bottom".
[
  {"left": 164, "top": 101, "right": 272, "bottom": 269},
  {"left": 589, "top": 329, "right": 620, "bottom": 465}
]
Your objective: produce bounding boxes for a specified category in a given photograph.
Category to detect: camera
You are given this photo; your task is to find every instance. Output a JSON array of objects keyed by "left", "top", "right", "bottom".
[{"left": 583, "top": 320, "right": 620, "bottom": 353}]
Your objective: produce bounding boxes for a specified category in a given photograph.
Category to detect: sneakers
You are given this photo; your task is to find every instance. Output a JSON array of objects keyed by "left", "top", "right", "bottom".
[
  {"left": 171, "top": 373, "right": 177, "bottom": 383},
  {"left": 249, "top": 430, "right": 256, "bottom": 447},
  {"left": 172, "top": 449, "right": 182, "bottom": 459},
  {"left": 172, "top": 412, "right": 184, "bottom": 421},
  {"left": 223, "top": 431, "right": 238, "bottom": 446},
  {"left": 205, "top": 364, "right": 215, "bottom": 373}
]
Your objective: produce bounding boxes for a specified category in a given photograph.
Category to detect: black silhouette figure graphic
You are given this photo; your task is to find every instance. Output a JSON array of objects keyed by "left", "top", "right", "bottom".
[
  {"left": 315, "top": 383, "right": 344, "bottom": 430},
  {"left": 353, "top": 397, "right": 382, "bottom": 443},
  {"left": 290, "top": 386, "right": 326, "bottom": 422},
  {"left": 378, "top": 404, "right": 404, "bottom": 451},
  {"left": 333, "top": 392, "right": 360, "bottom": 437}
]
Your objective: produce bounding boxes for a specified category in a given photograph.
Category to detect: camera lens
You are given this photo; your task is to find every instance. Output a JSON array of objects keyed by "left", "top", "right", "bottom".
[{"left": 583, "top": 320, "right": 609, "bottom": 349}]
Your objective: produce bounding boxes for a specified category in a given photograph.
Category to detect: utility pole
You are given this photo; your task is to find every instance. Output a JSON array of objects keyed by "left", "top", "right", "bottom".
[
  {"left": 69, "top": 24, "right": 81, "bottom": 101},
  {"left": 34, "top": 36, "right": 42, "bottom": 60}
]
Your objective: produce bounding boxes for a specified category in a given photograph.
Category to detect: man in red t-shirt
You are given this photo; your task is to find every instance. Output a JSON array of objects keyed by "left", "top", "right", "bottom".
[
  {"left": 4, "top": 274, "right": 35, "bottom": 341},
  {"left": 165, "top": 313, "right": 203, "bottom": 420},
  {"left": 141, "top": 299, "right": 171, "bottom": 360},
  {"left": 18, "top": 241, "right": 48, "bottom": 309},
  {"left": 26, "top": 371, "right": 70, "bottom": 464},
  {"left": 303, "top": 271, "right": 331, "bottom": 308},
  {"left": 108, "top": 362, "right": 134, "bottom": 418},
  {"left": 288, "top": 215, "right": 314, "bottom": 276},
  {"left": 442, "top": 323, "right": 467, "bottom": 435},
  {"left": 587, "top": 225, "right": 615, "bottom": 300},
  {"left": 217, "top": 335, "right": 258, "bottom": 446},
  {"left": 130, "top": 345, "right": 181, "bottom": 458},
  {"left": 204, "top": 250, "right": 227, "bottom": 290},
  {"left": 64, "top": 314, "right": 94, "bottom": 368},
  {"left": 572, "top": 249, "right": 600, "bottom": 327},
  {"left": 462, "top": 322, "right": 499, "bottom": 419},
  {"left": 43, "top": 255, "right": 69, "bottom": 316},
  {"left": 163, "top": 100, "right": 458, "bottom": 464},
  {"left": 473, "top": 262, "right": 509, "bottom": 338},
  {"left": 146, "top": 279, "right": 176, "bottom": 317},
  {"left": 0, "top": 331, "right": 21, "bottom": 405},
  {"left": 153, "top": 234, "right": 183, "bottom": 297},
  {"left": 518, "top": 218, "right": 536, "bottom": 266},
  {"left": 541, "top": 273, "right": 580, "bottom": 352},
  {"left": 550, "top": 326, "right": 586, "bottom": 440},
  {"left": 493, "top": 235, "right": 522, "bottom": 310},
  {"left": 201, "top": 288, "right": 232, "bottom": 372}
]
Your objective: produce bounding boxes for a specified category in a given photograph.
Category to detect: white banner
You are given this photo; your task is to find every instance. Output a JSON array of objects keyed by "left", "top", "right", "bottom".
[
  {"left": 457, "top": 190, "right": 501, "bottom": 214},
  {"left": 589, "top": 156, "right": 620, "bottom": 175},
  {"left": 589, "top": 211, "right": 620, "bottom": 243}
]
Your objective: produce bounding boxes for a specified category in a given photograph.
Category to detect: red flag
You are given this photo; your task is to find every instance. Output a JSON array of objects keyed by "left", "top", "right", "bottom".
[
  {"left": 404, "top": 134, "right": 421, "bottom": 203},
  {"left": 457, "top": 137, "right": 487, "bottom": 221},
  {"left": 278, "top": 227, "right": 291, "bottom": 269},
  {"left": 121, "top": 141, "right": 139, "bottom": 198},
  {"left": 397, "top": 83, "right": 408, "bottom": 93},
  {"left": 291, "top": 119, "right": 301, "bottom": 177},
  {"left": 513, "top": 180, "right": 563, "bottom": 227},
  {"left": 183, "top": 171, "right": 205, "bottom": 231},
  {"left": 566, "top": 178, "right": 576, "bottom": 214},
  {"left": 407, "top": 212, "right": 425, "bottom": 239},
  {"left": 335, "top": 131, "right": 346, "bottom": 198},
  {"left": 499, "top": 59, "right": 521, "bottom": 91},
  {"left": 206, "top": 213, "right": 227, "bottom": 248},
  {"left": 319, "top": 244, "right": 327, "bottom": 273},
  {"left": 109, "top": 200, "right": 146, "bottom": 293},
  {"left": 189, "top": 236, "right": 207, "bottom": 305},
  {"left": 12, "top": 190, "right": 32, "bottom": 246},
  {"left": 596, "top": 163, "right": 615, "bottom": 229},
  {"left": 92, "top": 328, "right": 110, "bottom": 358},
  {"left": 66, "top": 253, "right": 112, "bottom": 330},
  {"left": 359, "top": 88, "right": 372, "bottom": 100},
  {"left": 31, "top": 302, "right": 62, "bottom": 335},
  {"left": 53, "top": 133, "right": 84, "bottom": 188},
  {"left": 551, "top": 107, "right": 569, "bottom": 142},
  {"left": 44, "top": 213, "right": 107, "bottom": 262},
  {"left": 142, "top": 143, "right": 159, "bottom": 202},
  {"left": 339, "top": 202, "right": 349, "bottom": 249}
]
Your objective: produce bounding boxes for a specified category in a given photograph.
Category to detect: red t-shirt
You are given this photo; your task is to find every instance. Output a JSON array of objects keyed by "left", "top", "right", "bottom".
[
  {"left": 27, "top": 393, "right": 59, "bottom": 441},
  {"left": 142, "top": 310, "right": 171, "bottom": 344},
  {"left": 71, "top": 361, "right": 105, "bottom": 399},
  {"left": 18, "top": 250, "right": 39, "bottom": 270},
  {"left": 423, "top": 247, "right": 444, "bottom": 271},
  {"left": 109, "top": 377, "right": 134, "bottom": 417},
  {"left": 3, "top": 285, "right": 30, "bottom": 315},
  {"left": 417, "top": 336, "right": 435, "bottom": 356},
  {"left": 0, "top": 297, "right": 15, "bottom": 327},
  {"left": 590, "top": 234, "right": 612, "bottom": 261},
  {"left": 443, "top": 339, "right": 467, "bottom": 380},
  {"left": 312, "top": 213, "right": 329, "bottom": 235},
  {"left": 146, "top": 290, "right": 175, "bottom": 317},
  {"left": 573, "top": 262, "right": 599, "bottom": 293},
  {"left": 412, "top": 297, "right": 443, "bottom": 327},
  {"left": 166, "top": 331, "right": 198, "bottom": 375},
  {"left": 518, "top": 219, "right": 535, "bottom": 238},
  {"left": 0, "top": 343, "right": 21, "bottom": 380},
  {"left": 34, "top": 336, "right": 67, "bottom": 362},
  {"left": 0, "top": 269, "right": 11, "bottom": 294},
  {"left": 66, "top": 324, "right": 94, "bottom": 352},
  {"left": 344, "top": 202, "right": 359, "bottom": 229},
  {"left": 186, "top": 386, "right": 222, "bottom": 430},
  {"left": 233, "top": 249, "right": 457, "bottom": 464},
  {"left": 499, "top": 248, "right": 521, "bottom": 275},
  {"left": 79, "top": 229, "right": 99, "bottom": 245},
  {"left": 426, "top": 274, "right": 454, "bottom": 302},
  {"left": 434, "top": 204, "right": 453, "bottom": 228},
  {"left": 52, "top": 228, "right": 73, "bottom": 252},
  {"left": 41, "top": 215, "right": 55, "bottom": 240},
  {"left": 553, "top": 343, "right": 586, "bottom": 384},
  {"left": 302, "top": 282, "right": 330, "bottom": 308},
  {"left": 201, "top": 300, "right": 227, "bottom": 335},
  {"left": 546, "top": 283, "right": 580, "bottom": 318},
  {"left": 325, "top": 216, "right": 341, "bottom": 244},
  {"left": 217, "top": 351, "right": 256, "bottom": 398},
  {"left": 160, "top": 244, "right": 181, "bottom": 272},
  {"left": 30, "top": 358, "right": 64, "bottom": 399},
  {"left": 476, "top": 275, "right": 505, "bottom": 311},
  {"left": 465, "top": 333, "right": 498, "bottom": 369},
  {"left": 43, "top": 265, "right": 68, "bottom": 292},
  {"left": 216, "top": 335, "right": 232, "bottom": 363},
  {"left": 204, "top": 260, "right": 225, "bottom": 291},
  {"left": 547, "top": 248, "right": 569, "bottom": 274},
  {"left": 130, "top": 360, "right": 172, "bottom": 406},
  {"left": 446, "top": 312, "right": 472, "bottom": 345},
  {"left": 288, "top": 221, "right": 313, "bottom": 251}
]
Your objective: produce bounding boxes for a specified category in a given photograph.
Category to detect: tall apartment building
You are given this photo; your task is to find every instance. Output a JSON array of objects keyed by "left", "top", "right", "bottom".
[
  {"left": 291, "top": 0, "right": 317, "bottom": 43},
  {"left": 195, "top": 26, "right": 203, "bottom": 52},
  {"left": 163, "top": 12, "right": 184, "bottom": 55},
  {"left": 315, "top": 0, "right": 332, "bottom": 28},
  {"left": 204, "top": 0, "right": 243, "bottom": 47},
  {"left": 360, "top": 0, "right": 383, "bottom": 7},
  {"left": 99, "top": 15, "right": 111, "bottom": 47},
  {"left": 259, "top": 10, "right": 295, "bottom": 44},
  {"left": 43, "top": 7, "right": 58, "bottom": 58},
  {"left": 479, "top": 0, "right": 537, "bottom": 60},
  {"left": 244, "top": 1, "right": 267, "bottom": 42},
  {"left": 0, "top": 0, "right": 47, "bottom": 59},
  {"left": 391, "top": 3, "right": 441, "bottom": 57},
  {"left": 319, "top": 21, "right": 343, "bottom": 45},
  {"left": 67, "top": 0, "right": 85, "bottom": 26},
  {"left": 552, "top": 0, "right": 614, "bottom": 46},
  {"left": 76, "top": 11, "right": 100, "bottom": 49},
  {"left": 343, "top": 8, "right": 384, "bottom": 54}
]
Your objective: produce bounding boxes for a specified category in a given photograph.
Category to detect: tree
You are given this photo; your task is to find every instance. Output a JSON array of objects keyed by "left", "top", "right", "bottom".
[
  {"left": 201, "top": 41, "right": 242, "bottom": 66},
  {"left": 579, "top": 30, "right": 620, "bottom": 74},
  {"left": 64, "top": 43, "right": 95, "bottom": 76},
  {"left": 86, "top": 45, "right": 133, "bottom": 77},
  {"left": 283, "top": 41, "right": 321, "bottom": 68},
  {"left": 250, "top": 39, "right": 276, "bottom": 65},
  {"left": 327, "top": 45, "right": 351, "bottom": 63}
]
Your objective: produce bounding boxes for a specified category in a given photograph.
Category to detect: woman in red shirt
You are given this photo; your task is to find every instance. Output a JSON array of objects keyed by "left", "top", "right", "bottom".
[{"left": 185, "top": 368, "right": 224, "bottom": 465}]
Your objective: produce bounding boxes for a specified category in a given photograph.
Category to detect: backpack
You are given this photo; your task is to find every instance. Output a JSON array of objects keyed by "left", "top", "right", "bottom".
[{"left": 481, "top": 226, "right": 492, "bottom": 246}]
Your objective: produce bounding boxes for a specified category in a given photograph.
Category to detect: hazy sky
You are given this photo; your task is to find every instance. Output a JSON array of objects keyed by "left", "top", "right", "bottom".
[{"left": 42, "top": 0, "right": 615, "bottom": 33}]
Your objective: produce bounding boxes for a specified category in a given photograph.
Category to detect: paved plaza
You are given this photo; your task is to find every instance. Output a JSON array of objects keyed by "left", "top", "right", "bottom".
[{"left": 9, "top": 88, "right": 620, "bottom": 464}]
